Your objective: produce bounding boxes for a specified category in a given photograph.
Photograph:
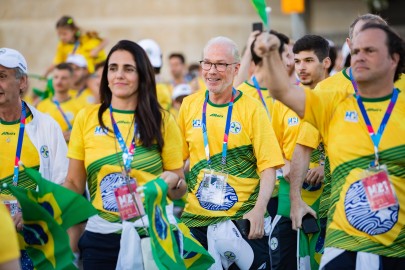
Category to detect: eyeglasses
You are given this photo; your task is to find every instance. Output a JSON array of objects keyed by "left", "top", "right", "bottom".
[{"left": 199, "top": 61, "right": 237, "bottom": 72}]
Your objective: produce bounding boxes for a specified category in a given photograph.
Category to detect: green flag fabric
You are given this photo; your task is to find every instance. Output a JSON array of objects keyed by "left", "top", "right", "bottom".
[
  {"left": 143, "top": 178, "right": 186, "bottom": 269},
  {"left": 143, "top": 178, "right": 214, "bottom": 269},
  {"left": 251, "top": 0, "right": 268, "bottom": 28},
  {"left": 7, "top": 184, "right": 77, "bottom": 270},
  {"left": 24, "top": 167, "right": 97, "bottom": 230},
  {"left": 176, "top": 221, "right": 215, "bottom": 270}
]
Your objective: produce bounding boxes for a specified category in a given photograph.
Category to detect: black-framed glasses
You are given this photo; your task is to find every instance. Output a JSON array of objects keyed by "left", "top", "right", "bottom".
[{"left": 199, "top": 61, "right": 237, "bottom": 72}]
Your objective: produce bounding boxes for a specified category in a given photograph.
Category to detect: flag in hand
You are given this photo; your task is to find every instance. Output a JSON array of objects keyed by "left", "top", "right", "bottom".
[
  {"left": 176, "top": 221, "right": 214, "bottom": 270},
  {"left": 143, "top": 178, "right": 186, "bottom": 269},
  {"left": 24, "top": 167, "right": 97, "bottom": 229},
  {"left": 7, "top": 184, "right": 77, "bottom": 270}
]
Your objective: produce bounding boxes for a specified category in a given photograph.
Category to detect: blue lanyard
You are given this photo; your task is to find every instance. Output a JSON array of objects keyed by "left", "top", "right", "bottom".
[
  {"left": 251, "top": 75, "right": 270, "bottom": 117},
  {"left": 109, "top": 105, "right": 137, "bottom": 174},
  {"left": 13, "top": 101, "right": 27, "bottom": 186},
  {"left": 53, "top": 99, "right": 73, "bottom": 130},
  {"left": 72, "top": 40, "right": 80, "bottom": 54},
  {"left": 202, "top": 88, "right": 236, "bottom": 169},
  {"left": 349, "top": 68, "right": 399, "bottom": 167}
]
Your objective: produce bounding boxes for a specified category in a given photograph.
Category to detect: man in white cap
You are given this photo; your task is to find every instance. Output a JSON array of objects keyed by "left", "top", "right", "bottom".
[
  {"left": 0, "top": 48, "right": 68, "bottom": 269},
  {"left": 138, "top": 39, "right": 172, "bottom": 111},
  {"left": 66, "top": 54, "right": 95, "bottom": 107}
]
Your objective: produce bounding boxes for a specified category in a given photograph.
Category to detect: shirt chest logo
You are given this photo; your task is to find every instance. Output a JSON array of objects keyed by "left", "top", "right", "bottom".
[
  {"left": 287, "top": 117, "right": 299, "bottom": 126},
  {"left": 192, "top": 119, "right": 202, "bottom": 128},
  {"left": 345, "top": 111, "right": 358, "bottom": 122},
  {"left": 94, "top": 126, "right": 108, "bottom": 135},
  {"left": 230, "top": 121, "right": 242, "bottom": 134}
]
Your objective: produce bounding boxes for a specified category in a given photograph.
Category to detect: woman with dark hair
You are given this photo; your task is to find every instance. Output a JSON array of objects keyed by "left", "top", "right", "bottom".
[{"left": 63, "top": 40, "right": 186, "bottom": 269}]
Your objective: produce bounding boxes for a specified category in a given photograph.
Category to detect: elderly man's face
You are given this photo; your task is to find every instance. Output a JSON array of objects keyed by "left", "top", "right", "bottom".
[{"left": 0, "top": 66, "right": 26, "bottom": 106}]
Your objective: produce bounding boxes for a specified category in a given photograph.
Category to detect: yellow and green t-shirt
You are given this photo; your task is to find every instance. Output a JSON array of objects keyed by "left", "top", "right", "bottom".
[
  {"left": 178, "top": 90, "right": 284, "bottom": 227},
  {"left": 67, "top": 105, "right": 183, "bottom": 223},
  {"left": 0, "top": 112, "right": 39, "bottom": 194},
  {"left": 237, "top": 80, "right": 274, "bottom": 119},
  {"left": 53, "top": 34, "right": 107, "bottom": 73},
  {"left": 36, "top": 97, "right": 82, "bottom": 132},
  {"left": 304, "top": 86, "right": 405, "bottom": 257},
  {"left": 0, "top": 112, "right": 40, "bottom": 251}
]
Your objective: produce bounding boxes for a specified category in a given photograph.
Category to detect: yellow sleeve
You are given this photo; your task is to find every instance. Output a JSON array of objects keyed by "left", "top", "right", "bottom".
[
  {"left": 0, "top": 204, "right": 20, "bottom": 263},
  {"left": 67, "top": 108, "right": 86, "bottom": 160},
  {"left": 251, "top": 103, "right": 284, "bottom": 172},
  {"left": 161, "top": 112, "right": 184, "bottom": 170},
  {"left": 296, "top": 121, "right": 321, "bottom": 150},
  {"left": 304, "top": 88, "right": 348, "bottom": 140},
  {"left": 177, "top": 101, "right": 190, "bottom": 161}
]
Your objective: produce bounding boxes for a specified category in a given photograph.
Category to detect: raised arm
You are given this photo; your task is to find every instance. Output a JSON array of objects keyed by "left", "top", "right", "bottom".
[{"left": 253, "top": 32, "right": 306, "bottom": 118}]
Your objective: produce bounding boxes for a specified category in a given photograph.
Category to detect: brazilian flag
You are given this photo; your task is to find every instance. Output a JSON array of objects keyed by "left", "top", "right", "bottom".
[
  {"left": 7, "top": 184, "right": 77, "bottom": 270},
  {"left": 24, "top": 167, "right": 97, "bottom": 229},
  {"left": 143, "top": 178, "right": 186, "bottom": 269},
  {"left": 176, "top": 221, "right": 214, "bottom": 270}
]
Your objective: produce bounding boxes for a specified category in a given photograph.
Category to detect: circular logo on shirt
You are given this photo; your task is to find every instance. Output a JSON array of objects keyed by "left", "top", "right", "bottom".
[
  {"left": 230, "top": 121, "right": 242, "bottom": 134},
  {"left": 224, "top": 251, "right": 236, "bottom": 262},
  {"left": 344, "top": 180, "right": 398, "bottom": 235},
  {"left": 100, "top": 173, "right": 127, "bottom": 212},
  {"left": 196, "top": 181, "right": 238, "bottom": 211},
  {"left": 270, "top": 237, "right": 278, "bottom": 251},
  {"left": 40, "top": 145, "right": 49, "bottom": 158}
]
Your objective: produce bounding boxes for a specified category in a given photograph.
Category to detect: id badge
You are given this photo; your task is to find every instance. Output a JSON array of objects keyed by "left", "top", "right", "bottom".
[
  {"left": 0, "top": 195, "right": 18, "bottom": 216},
  {"left": 200, "top": 169, "right": 228, "bottom": 205},
  {"left": 114, "top": 180, "right": 145, "bottom": 220},
  {"left": 361, "top": 165, "right": 398, "bottom": 212}
]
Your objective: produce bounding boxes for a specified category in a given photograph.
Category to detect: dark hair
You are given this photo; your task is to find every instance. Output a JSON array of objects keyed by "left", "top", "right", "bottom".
[
  {"left": 55, "top": 62, "right": 74, "bottom": 75},
  {"left": 98, "top": 40, "right": 164, "bottom": 151},
  {"left": 56, "top": 15, "right": 102, "bottom": 42},
  {"left": 169, "top": 53, "right": 186, "bottom": 64},
  {"left": 293, "top": 35, "right": 330, "bottom": 63},
  {"left": 251, "top": 30, "right": 290, "bottom": 65},
  {"left": 360, "top": 23, "right": 405, "bottom": 82},
  {"left": 349, "top": 13, "right": 387, "bottom": 40},
  {"left": 328, "top": 45, "right": 337, "bottom": 74},
  {"left": 56, "top": 16, "right": 81, "bottom": 42}
]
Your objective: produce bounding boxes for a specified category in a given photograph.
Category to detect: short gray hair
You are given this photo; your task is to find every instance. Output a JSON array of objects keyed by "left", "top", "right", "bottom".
[
  {"left": 14, "top": 67, "right": 26, "bottom": 80},
  {"left": 203, "top": 36, "right": 240, "bottom": 63}
]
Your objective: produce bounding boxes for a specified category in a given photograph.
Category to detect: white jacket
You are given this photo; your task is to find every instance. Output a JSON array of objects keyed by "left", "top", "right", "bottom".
[{"left": 25, "top": 103, "right": 68, "bottom": 184}]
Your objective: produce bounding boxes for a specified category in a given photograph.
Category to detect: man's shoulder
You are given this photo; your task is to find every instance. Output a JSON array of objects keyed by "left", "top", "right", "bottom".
[
  {"left": 315, "top": 68, "right": 353, "bottom": 94},
  {"left": 182, "top": 90, "right": 205, "bottom": 106}
]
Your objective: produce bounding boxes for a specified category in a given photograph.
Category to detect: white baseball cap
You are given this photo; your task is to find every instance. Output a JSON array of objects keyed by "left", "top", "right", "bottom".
[
  {"left": 172, "top": 83, "right": 192, "bottom": 101},
  {"left": 0, "top": 48, "right": 28, "bottom": 74},
  {"left": 138, "top": 39, "right": 162, "bottom": 68},
  {"left": 66, "top": 54, "right": 88, "bottom": 68}
]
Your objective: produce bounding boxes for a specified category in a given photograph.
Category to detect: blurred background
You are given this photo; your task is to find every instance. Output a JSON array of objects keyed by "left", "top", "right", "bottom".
[{"left": 1, "top": 0, "right": 404, "bottom": 85}]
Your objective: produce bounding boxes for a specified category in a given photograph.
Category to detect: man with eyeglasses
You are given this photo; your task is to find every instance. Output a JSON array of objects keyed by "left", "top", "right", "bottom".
[{"left": 177, "top": 36, "right": 284, "bottom": 269}]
